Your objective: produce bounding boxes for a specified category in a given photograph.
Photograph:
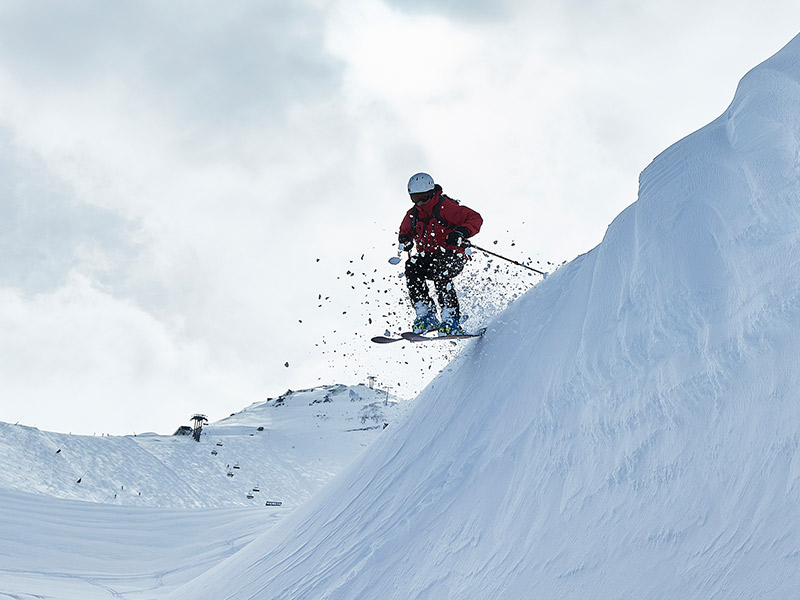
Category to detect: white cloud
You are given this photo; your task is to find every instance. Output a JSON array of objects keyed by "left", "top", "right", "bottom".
[{"left": 0, "top": 273, "right": 263, "bottom": 434}]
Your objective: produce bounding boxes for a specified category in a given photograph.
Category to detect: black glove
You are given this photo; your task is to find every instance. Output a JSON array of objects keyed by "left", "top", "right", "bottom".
[
  {"left": 398, "top": 235, "right": 413, "bottom": 251},
  {"left": 446, "top": 227, "right": 469, "bottom": 246}
]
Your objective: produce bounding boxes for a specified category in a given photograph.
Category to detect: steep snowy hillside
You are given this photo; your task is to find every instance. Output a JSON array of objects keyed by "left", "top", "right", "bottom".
[
  {"left": 0, "top": 384, "right": 410, "bottom": 509},
  {"left": 168, "top": 35, "right": 800, "bottom": 599}
]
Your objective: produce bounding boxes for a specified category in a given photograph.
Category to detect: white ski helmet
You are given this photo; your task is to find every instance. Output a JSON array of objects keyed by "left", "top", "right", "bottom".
[{"left": 407, "top": 172, "right": 435, "bottom": 194}]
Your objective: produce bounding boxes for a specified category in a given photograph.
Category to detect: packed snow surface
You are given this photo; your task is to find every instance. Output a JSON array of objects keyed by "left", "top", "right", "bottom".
[{"left": 166, "top": 34, "right": 800, "bottom": 599}]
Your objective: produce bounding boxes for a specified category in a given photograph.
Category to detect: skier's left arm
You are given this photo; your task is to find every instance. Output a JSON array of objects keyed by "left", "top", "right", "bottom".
[{"left": 442, "top": 202, "right": 483, "bottom": 240}]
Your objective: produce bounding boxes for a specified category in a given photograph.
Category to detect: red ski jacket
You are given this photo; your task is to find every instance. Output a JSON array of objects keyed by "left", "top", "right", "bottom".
[{"left": 399, "top": 186, "right": 483, "bottom": 256}]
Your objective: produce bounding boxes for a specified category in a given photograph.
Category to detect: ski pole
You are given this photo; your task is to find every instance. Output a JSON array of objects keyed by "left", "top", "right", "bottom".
[{"left": 466, "top": 242, "right": 547, "bottom": 276}]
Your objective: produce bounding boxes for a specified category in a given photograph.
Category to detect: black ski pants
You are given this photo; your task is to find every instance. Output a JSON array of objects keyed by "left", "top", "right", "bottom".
[{"left": 405, "top": 251, "right": 467, "bottom": 319}]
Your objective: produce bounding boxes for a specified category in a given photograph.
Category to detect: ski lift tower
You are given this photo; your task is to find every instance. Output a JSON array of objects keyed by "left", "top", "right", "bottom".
[{"left": 191, "top": 414, "right": 208, "bottom": 442}]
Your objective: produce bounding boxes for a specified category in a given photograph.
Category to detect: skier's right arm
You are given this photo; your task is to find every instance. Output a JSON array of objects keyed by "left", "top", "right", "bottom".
[{"left": 399, "top": 213, "right": 414, "bottom": 251}]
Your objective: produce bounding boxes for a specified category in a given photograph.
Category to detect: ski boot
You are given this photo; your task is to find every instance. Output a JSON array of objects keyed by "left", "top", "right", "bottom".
[
  {"left": 438, "top": 309, "right": 465, "bottom": 336},
  {"left": 412, "top": 303, "right": 440, "bottom": 334}
]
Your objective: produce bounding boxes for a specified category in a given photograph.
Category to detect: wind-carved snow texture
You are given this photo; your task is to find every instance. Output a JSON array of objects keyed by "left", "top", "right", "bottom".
[{"left": 166, "top": 34, "right": 800, "bottom": 599}]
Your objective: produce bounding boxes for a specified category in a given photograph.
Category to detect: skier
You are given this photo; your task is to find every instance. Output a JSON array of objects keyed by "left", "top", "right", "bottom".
[{"left": 398, "top": 172, "right": 483, "bottom": 335}]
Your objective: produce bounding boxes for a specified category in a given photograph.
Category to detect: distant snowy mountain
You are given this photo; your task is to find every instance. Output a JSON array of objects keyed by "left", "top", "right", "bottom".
[
  {"left": 0, "top": 383, "right": 413, "bottom": 598},
  {"left": 165, "top": 34, "right": 800, "bottom": 599},
  {"left": 0, "top": 384, "right": 409, "bottom": 509}
]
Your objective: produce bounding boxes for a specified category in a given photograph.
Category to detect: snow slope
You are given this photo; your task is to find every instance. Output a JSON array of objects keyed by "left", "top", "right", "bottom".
[
  {"left": 0, "top": 488, "right": 276, "bottom": 600},
  {"left": 0, "top": 384, "right": 412, "bottom": 598},
  {"left": 0, "top": 384, "right": 408, "bottom": 508},
  {"left": 168, "top": 34, "right": 800, "bottom": 599}
]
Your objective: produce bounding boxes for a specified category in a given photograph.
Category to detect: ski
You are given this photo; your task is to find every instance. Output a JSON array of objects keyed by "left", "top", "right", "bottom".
[
  {"left": 372, "top": 327, "right": 486, "bottom": 344},
  {"left": 371, "top": 325, "right": 443, "bottom": 343},
  {"left": 371, "top": 330, "right": 437, "bottom": 343},
  {"left": 370, "top": 335, "right": 405, "bottom": 344},
  {"left": 401, "top": 327, "right": 487, "bottom": 343}
]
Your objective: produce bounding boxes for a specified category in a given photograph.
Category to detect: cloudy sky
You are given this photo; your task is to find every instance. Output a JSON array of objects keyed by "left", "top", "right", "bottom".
[{"left": 1, "top": 0, "right": 798, "bottom": 435}]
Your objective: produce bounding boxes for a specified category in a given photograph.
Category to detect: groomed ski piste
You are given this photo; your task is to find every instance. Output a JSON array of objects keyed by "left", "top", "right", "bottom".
[{"left": 4, "top": 32, "right": 800, "bottom": 600}]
